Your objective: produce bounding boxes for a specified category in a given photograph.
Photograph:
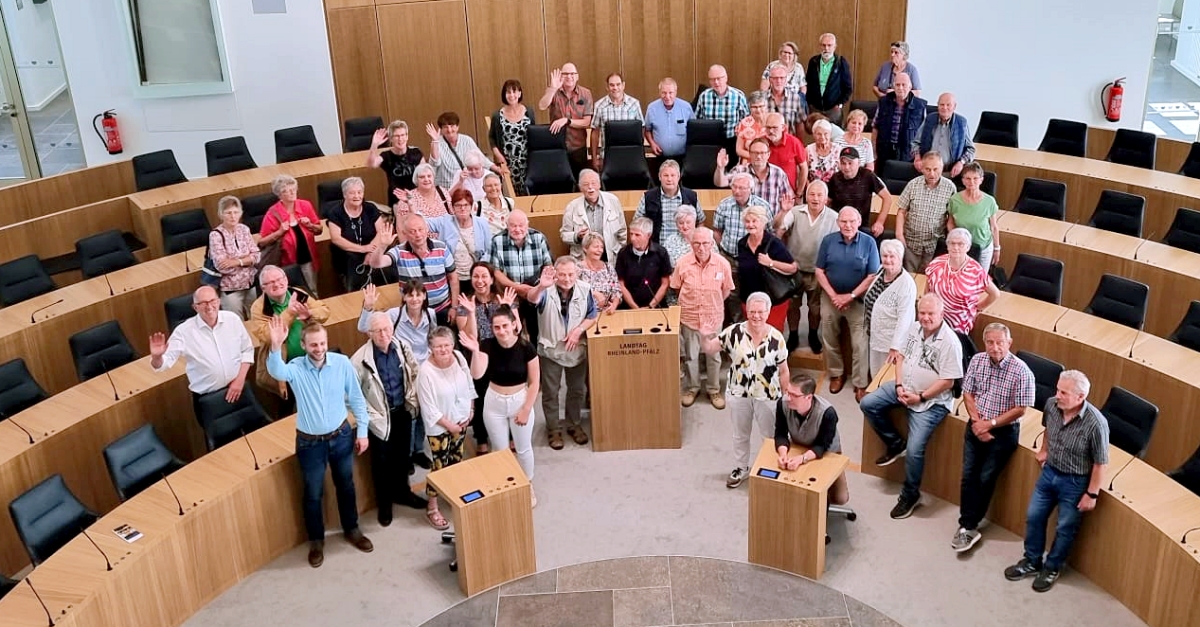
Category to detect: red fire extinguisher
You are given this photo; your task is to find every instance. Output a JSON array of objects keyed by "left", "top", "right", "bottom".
[
  {"left": 92, "top": 110, "right": 123, "bottom": 155},
  {"left": 1102, "top": 78, "right": 1126, "bottom": 123}
]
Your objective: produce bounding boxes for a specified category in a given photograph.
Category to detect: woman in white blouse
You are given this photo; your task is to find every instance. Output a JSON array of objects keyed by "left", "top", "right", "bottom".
[
  {"left": 863, "top": 239, "right": 917, "bottom": 378},
  {"left": 416, "top": 326, "right": 477, "bottom": 530}
]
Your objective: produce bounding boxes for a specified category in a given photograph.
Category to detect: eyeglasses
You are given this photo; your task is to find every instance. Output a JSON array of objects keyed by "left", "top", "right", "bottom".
[
  {"left": 452, "top": 202, "right": 472, "bottom": 208},
  {"left": 194, "top": 299, "right": 220, "bottom": 307},
  {"left": 561, "top": 72, "right": 578, "bottom": 76}
]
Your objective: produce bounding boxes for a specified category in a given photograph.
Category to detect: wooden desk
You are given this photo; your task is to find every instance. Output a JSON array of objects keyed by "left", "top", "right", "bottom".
[
  {"left": 0, "top": 197, "right": 138, "bottom": 268},
  {"left": 747, "top": 439, "right": 849, "bottom": 579},
  {"left": 0, "top": 160, "right": 134, "bottom": 227}
]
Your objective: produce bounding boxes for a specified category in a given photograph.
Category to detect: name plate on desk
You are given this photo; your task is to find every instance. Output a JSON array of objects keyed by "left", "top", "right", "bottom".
[
  {"left": 756, "top": 468, "right": 781, "bottom": 479},
  {"left": 460, "top": 490, "right": 484, "bottom": 504},
  {"left": 605, "top": 341, "right": 663, "bottom": 358}
]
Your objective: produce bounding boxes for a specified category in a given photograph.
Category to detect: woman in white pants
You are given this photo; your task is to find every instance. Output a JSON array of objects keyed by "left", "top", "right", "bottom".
[{"left": 459, "top": 301, "right": 541, "bottom": 507}]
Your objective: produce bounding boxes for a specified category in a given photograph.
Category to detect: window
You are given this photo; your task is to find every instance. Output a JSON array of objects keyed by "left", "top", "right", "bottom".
[{"left": 116, "top": 0, "right": 232, "bottom": 98}]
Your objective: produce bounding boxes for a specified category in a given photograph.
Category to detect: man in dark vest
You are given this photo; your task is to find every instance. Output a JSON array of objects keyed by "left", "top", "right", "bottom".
[{"left": 633, "top": 159, "right": 705, "bottom": 244}]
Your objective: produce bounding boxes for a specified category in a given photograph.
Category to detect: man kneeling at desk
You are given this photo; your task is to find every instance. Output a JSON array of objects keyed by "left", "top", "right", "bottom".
[{"left": 775, "top": 372, "right": 849, "bottom": 505}]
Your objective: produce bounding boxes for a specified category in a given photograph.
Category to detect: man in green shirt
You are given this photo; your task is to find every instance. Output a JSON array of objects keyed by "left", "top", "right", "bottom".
[
  {"left": 249, "top": 265, "right": 330, "bottom": 417},
  {"left": 805, "top": 33, "right": 853, "bottom": 125}
]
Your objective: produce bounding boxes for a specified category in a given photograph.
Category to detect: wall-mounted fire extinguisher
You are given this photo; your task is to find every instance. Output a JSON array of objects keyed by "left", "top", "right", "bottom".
[
  {"left": 1101, "top": 78, "right": 1126, "bottom": 123},
  {"left": 92, "top": 110, "right": 123, "bottom": 155}
]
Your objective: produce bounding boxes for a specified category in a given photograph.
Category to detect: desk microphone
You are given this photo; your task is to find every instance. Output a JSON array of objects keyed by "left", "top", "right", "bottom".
[
  {"left": 2, "top": 410, "right": 36, "bottom": 444},
  {"left": 1106, "top": 455, "right": 1136, "bottom": 493},
  {"left": 1127, "top": 327, "right": 1141, "bottom": 359},
  {"left": 1062, "top": 221, "right": 1078, "bottom": 244},
  {"left": 103, "top": 273, "right": 114, "bottom": 296},
  {"left": 25, "top": 577, "right": 54, "bottom": 626},
  {"left": 1132, "top": 231, "right": 1156, "bottom": 261},
  {"left": 1182, "top": 526, "right": 1200, "bottom": 544},
  {"left": 29, "top": 299, "right": 64, "bottom": 324},
  {"left": 100, "top": 360, "right": 119, "bottom": 402},
  {"left": 656, "top": 306, "right": 672, "bottom": 332},
  {"left": 242, "top": 429, "right": 260, "bottom": 470},
  {"left": 1051, "top": 310, "right": 1069, "bottom": 334},
  {"left": 1032, "top": 431, "right": 1045, "bottom": 450},
  {"left": 162, "top": 472, "right": 185, "bottom": 516},
  {"left": 79, "top": 527, "right": 113, "bottom": 571}
]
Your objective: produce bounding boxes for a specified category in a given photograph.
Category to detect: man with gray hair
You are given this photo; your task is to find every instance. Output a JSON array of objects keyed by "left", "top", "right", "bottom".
[
  {"left": 912, "top": 92, "right": 975, "bottom": 177},
  {"left": 150, "top": 285, "right": 255, "bottom": 408},
  {"left": 560, "top": 169, "right": 628, "bottom": 262},
  {"left": 248, "top": 265, "right": 329, "bottom": 417},
  {"left": 670, "top": 227, "right": 733, "bottom": 408},
  {"left": 776, "top": 179, "right": 839, "bottom": 353},
  {"left": 953, "top": 322, "right": 1035, "bottom": 553},
  {"left": 805, "top": 33, "right": 853, "bottom": 125},
  {"left": 696, "top": 64, "right": 750, "bottom": 160},
  {"left": 615, "top": 217, "right": 673, "bottom": 308},
  {"left": 634, "top": 159, "right": 704, "bottom": 244},
  {"left": 815, "top": 208, "right": 879, "bottom": 399},
  {"left": 644, "top": 77, "right": 695, "bottom": 171}
]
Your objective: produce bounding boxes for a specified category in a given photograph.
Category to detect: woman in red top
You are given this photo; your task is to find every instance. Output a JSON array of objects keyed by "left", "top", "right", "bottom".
[{"left": 259, "top": 174, "right": 323, "bottom": 295}]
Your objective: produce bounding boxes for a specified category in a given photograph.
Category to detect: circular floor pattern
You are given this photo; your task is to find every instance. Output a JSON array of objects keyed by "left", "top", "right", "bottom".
[{"left": 419, "top": 555, "right": 904, "bottom": 627}]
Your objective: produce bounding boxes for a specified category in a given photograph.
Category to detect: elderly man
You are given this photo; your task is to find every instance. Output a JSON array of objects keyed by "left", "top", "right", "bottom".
[
  {"left": 590, "top": 73, "right": 644, "bottom": 171},
  {"left": 634, "top": 160, "right": 703, "bottom": 244},
  {"left": 862, "top": 292, "right": 963, "bottom": 520},
  {"left": 775, "top": 180, "right": 839, "bottom": 354},
  {"left": 266, "top": 319, "right": 374, "bottom": 568},
  {"left": 713, "top": 171, "right": 773, "bottom": 260},
  {"left": 696, "top": 64, "right": 749, "bottom": 161},
  {"left": 872, "top": 72, "right": 927, "bottom": 164},
  {"left": 561, "top": 169, "right": 628, "bottom": 262},
  {"left": 763, "top": 112, "right": 807, "bottom": 193},
  {"left": 805, "top": 33, "right": 853, "bottom": 125},
  {"left": 526, "top": 257, "right": 599, "bottom": 449},
  {"left": 671, "top": 227, "right": 733, "bottom": 408},
  {"left": 249, "top": 265, "right": 329, "bottom": 416},
  {"left": 150, "top": 286, "right": 254, "bottom": 407},
  {"left": 913, "top": 92, "right": 976, "bottom": 177},
  {"left": 827, "top": 147, "right": 892, "bottom": 234},
  {"left": 491, "top": 210, "right": 554, "bottom": 345},
  {"left": 616, "top": 217, "right": 673, "bottom": 309},
  {"left": 367, "top": 214, "right": 458, "bottom": 324},
  {"left": 715, "top": 138, "right": 792, "bottom": 213},
  {"left": 815, "top": 208, "right": 879, "bottom": 400},
  {"left": 426, "top": 111, "right": 498, "bottom": 190},
  {"left": 953, "top": 322, "right": 1035, "bottom": 553},
  {"left": 1005, "top": 370, "right": 1109, "bottom": 593},
  {"left": 352, "top": 312, "right": 427, "bottom": 527},
  {"left": 539, "top": 62, "right": 594, "bottom": 175},
  {"left": 766, "top": 64, "right": 806, "bottom": 135},
  {"left": 897, "top": 152, "right": 957, "bottom": 273},
  {"left": 644, "top": 77, "right": 695, "bottom": 170}
]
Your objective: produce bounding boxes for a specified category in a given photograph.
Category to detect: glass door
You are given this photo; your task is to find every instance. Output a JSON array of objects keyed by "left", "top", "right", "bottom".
[{"left": 0, "top": 12, "right": 39, "bottom": 183}]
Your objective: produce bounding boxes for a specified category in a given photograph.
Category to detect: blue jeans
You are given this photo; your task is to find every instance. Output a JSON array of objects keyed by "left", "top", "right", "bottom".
[
  {"left": 959, "top": 424, "right": 1019, "bottom": 530},
  {"left": 861, "top": 386, "right": 949, "bottom": 503},
  {"left": 1024, "top": 464, "right": 1090, "bottom": 571},
  {"left": 295, "top": 421, "right": 359, "bottom": 542}
]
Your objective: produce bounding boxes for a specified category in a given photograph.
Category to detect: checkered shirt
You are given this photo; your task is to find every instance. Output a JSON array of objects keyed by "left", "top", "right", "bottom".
[
  {"left": 488, "top": 228, "right": 553, "bottom": 285},
  {"left": 591, "top": 95, "right": 644, "bottom": 154},
  {"left": 897, "top": 176, "right": 956, "bottom": 254},
  {"left": 730, "top": 163, "right": 792, "bottom": 214},
  {"left": 713, "top": 194, "right": 773, "bottom": 256},
  {"left": 962, "top": 352, "right": 1036, "bottom": 420},
  {"left": 767, "top": 86, "right": 806, "bottom": 134},
  {"left": 696, "top": 87, "right": 749, "bottom": 138}
]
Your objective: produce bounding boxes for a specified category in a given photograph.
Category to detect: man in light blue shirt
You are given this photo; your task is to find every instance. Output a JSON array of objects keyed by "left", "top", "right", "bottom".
[
  {"left": 266, "top": 317, "right": 374, "bottom": 568},
  {"left": 644, "top": 77, "right": 695, "bottom": 169}
]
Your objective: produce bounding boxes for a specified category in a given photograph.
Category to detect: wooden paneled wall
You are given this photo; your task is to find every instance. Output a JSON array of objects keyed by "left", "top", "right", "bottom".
[{"left": 323, "top": 0, "right": 905, "bottom": 152}]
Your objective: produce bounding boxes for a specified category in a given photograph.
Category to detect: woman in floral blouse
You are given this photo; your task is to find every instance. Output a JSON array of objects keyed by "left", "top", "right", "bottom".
[
  {"left": 209, "top": 195, "right": 261, "bottom": 318},
  {"left": 578, "top": 233, "right": 620, "bottom": 315}
]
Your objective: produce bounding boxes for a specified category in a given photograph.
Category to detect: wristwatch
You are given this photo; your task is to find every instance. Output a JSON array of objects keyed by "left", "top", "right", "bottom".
[
  {"left": 989, "top": 418, "right": 997, "bottom": 428},
  {"left": 1086, "top": 491, "right": 1100, "bottom": 499}
]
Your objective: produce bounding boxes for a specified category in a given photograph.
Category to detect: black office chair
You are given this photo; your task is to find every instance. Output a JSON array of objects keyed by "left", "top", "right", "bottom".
[
  {"left": 344, "top": 116, "right": 384, "bottom": 152},
  {"left": 1015, "top": 350, "right": 1064, "bottom": 413},
  {"left": 680, "top": 119, "right": 725, "bottom": 190},
  {"left": 600, "top": 120, "right": 652, "bottom": 191},
  {"left": 848, "top": 100, "right": 878, "bottom": 132},
  {"left": 164, "top": 293, "right": 195, "bottom": 333},
  {"left": 1163, "top": 208, "right": 1200, "bottom": 254},
  {"left": 1006, "top": 254, "right": 1064, "bottom": 305},
  {"left": 974, "top": 111, "right": 1019, "bottom": 148},
  {"left": 878, "top": 160, "right": 918, "bottom": 196},
  {"left": 0, "top": 255, "right": 55, "bottom": 306},
  {"left": 524, "top": 125, "right": 576, "bottom": 195},
  {"left": 1037, "top": 119, "right": 1088, "bottom": 157},
  {"left": 1168, "top": 301, "right": 1200, "bottom": 352},
  {"left": 1084, "top": 274, "right": 1149, "bottom": 330},
  {"left": 1012, "top": 178, "right": 1067, "bottom": 221},
  {"left": 978, "top": 171, "right": 997, "bottom": 196},
  {"left": 282, "top": 264, "right": 310, "bottom": 293},
  {"left": 76, "top": 229, "right": 137, "bottom": 279},
  {"left": 160, "top": 208, "right": 212, "bottom": 256},
  {"left": 317, "top": 180, "right": 344, "bottom": 219},
  {"left": 69, "top": 320, "right": 137, "bottom": 382},
  {"left": 1087, "top": 190, "right": 1145, "bottom": 238},
  {"left": 1105, "top": 129, "right": 1156, "bottom": 170},
  {"left": 204, "top": 136, "right": 257, "bottom": 177},
  {"left": 103, "top": 424, "right": 185, "bottom": 501},
  {"left": 193, "top": 387, "right": 270, "bottom": 451},
  {"left": 240, "top": 192, "right": 278, "bottom": 233},
  {"left": 0, "top": 358, "right": 48, "bottom": 419},
  {"left": 9, "top": 474, "right": 99, "bottom": 566},
  {"left": 1099, "top": 387, "right": 1158, "bottom": 458},
  {"left": 274, "top": 125, "right": 324, "bottom": 163},
  {"left": 1168, "top": 442, "right": 1200, "bottom": 496},
  {"left": 132, "top": 149, "right": 188, "bottom": 192},
  {"left": 0, "top": 574, "right": 17, "bottom": 599},
  {"left": 952, "top": 332, "right": 977, "bottom": 398},
  {"left": 1178, "top": 143, "right": 1200, "bottom": 179}
]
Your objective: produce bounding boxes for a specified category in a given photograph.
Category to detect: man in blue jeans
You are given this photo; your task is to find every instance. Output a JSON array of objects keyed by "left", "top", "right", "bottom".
[
  {"left": 267, "top": 318, "right": 375, "bottom": 568},
  {"left": 1005, "top": 370, "right": 1109, "bottom": 593},
  {"left": 861, "top": 293, "right": 962, "bottom": 519}
]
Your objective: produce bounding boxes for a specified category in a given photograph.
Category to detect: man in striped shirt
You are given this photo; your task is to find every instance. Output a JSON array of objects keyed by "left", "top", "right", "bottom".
[
  {"left": 696, "top": 64, "right": 749, "bottom": 161},
  {"left": 953, "top": 323, "right": 1035, "bottom": 553},
  {"left": 714, "top": 138, "right": 792, "bottom": 214},
  {"left": 366, "top": 214, "right": 459, "bottom": 325},
  {"left": 590, "top": 73, "right": 643, "bottom": 171}
]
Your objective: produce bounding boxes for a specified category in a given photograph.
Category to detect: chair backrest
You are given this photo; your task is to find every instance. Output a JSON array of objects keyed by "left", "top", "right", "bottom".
[
  {"left": 1088, "top": 190, "right": 1145, "bottom": 238},
  {"left": 0, "top": 358, "right": 48, "bottom": 419},
  {"left": 160, "top": 208, "right": 212, "bottom": 255},
  {"left": 1038, "top": 119, "right": 1088, "bottom": 157},
  {"left": 525, "top": 125, "right": 576, "bottom": 195},
  {"left": 600, "top": 146, "right": 651, "bottom": 191},
  {"left": 164, "top": 293, "right": 195, "bottom": 333},
  {"left": 75, "top": 229, "right": 137, "bottom": 279},
  {"left": 204, "top": 136, "right": 257, "bottom": 177},
  {"left": 1178, "top": 142, "right": 1200, "bottom": 179},
  {"left": 684, "top": 118, "right": 726, "bottom": 148},
  {"left": 274, "top": 125, "right": 324, "bottom": 163},
  {"left": 317, "top": 180, "right": 344, "bottom": 219},
  {"left": 68, "top": 320, "right": 137, "bottom": 382},
  {"left": 1015, "top": 350, "right": 1063, "bottom": 413},
  {"left": 1105, "top": 128, "right": 1156, "bottom": 170},
  {"left": 194, "top": 387, "right": 270, "bottom": 451},
  {"left": 281, "top": 264, "right": 312, "bottom": 294},
  {"left": 1006, "top": 253, "right": 1064, "bottom": 305},
  {"left": 0, "top": 255, "right": 56, "bottom": 306},
  {"left": 1169, "top": 441, "right": 1200, "bottom": 496},
  {"left": 1168, "top": 300, "right": 1200, "bottom": 352},
  {"left": 103, "top": 424, "right": 184, "bottom": 501},
  {"left": 952, "top": 331, "right": 976, "bottom": 398},
  {"left": 974, "top": 111, "right": 1020, "bottom": 148},
  {"left": 604, "top": 120, "right": 645, "bottom": 148},
  {"left": 240, "top": 192, "right": 278, "bottom": 233},
  {"left": 344, "top": 116, "right": 384, "bottom": 152},
  {"left": 1163, "top": 207, "right": 1200, "bottom": 254},
  {"left": 0, "top": 574, "right": 17, "bottom": 599},
  {"left": 1013, "top": 178, "right": 1067, "bottom": 221},
  {"left": 1100, "top": 386, "right": 1159, "bottom": 458},
  {"left": 878, "top": 160, "right": 918, "bottom": 196},
  {"left": 132, "top": 149, "right": 188, "bottom": 192},
  {"left": 848, "top": 100, "right": 878, "bottom": 132},
  {"left": 1084, "top": 274, "right": 1149, "bottom": 330},
  {"left": 9, "top": 474, "right": 98, "bottom": 565}
]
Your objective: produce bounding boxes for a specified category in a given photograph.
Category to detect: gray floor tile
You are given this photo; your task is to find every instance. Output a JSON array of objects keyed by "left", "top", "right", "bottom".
[
  {"left": 613, "top": 587, "right": 672, "bottom": 627},
  {"left": 557, "top": 556, "right": 671, "bottom": 592},
  {"left": 843, "top": 596, "right": 903, "bottom": 627},
  {"left": 730, "top": 620, "right": 851, "bottom": 627},
  {"left": 668, "top": 557, "right": 848, "bottom": 624},
  {"left": 499, "top": 569, "right": 558, "bottom": 596},
  {"left": 419, "top": 587, "right": 498, "bottom": 627},
  {"left": 496, "top": 590, "right": 613, "bottom": 627}
]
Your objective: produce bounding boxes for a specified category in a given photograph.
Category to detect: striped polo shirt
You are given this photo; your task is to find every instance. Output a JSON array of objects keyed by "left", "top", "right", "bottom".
[
  {"left": 1041, "top": 399, "right": 1110, "bottom": 476},
  {"left": 387, "top": 239, "right": 455, "bottom": 311}
]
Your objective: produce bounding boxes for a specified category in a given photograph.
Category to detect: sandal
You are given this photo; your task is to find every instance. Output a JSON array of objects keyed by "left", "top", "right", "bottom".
[
  {"left": 476, "top": 442, "right": 490, "bottom": 454},
  {"left": 548, "top": 430, "right": 564, "bottom": 450},
  {"left": 426, "top": 509, "right": 449, "bottom": 530}
]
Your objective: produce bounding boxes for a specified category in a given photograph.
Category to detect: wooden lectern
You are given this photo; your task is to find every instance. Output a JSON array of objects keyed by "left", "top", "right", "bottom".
[
  {"left": 587, "top": 306, "right": 682, "bottom": 451},
  {"left": 425, "top": 450, "right": 536, "bottom": 596},
  {"left": 747, "top": 439, "right": 849, "bottom": 579}
]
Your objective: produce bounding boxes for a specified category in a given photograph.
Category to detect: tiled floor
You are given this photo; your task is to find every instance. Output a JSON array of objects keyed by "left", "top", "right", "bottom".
[
  {"left": 0, "top": 90, "right": 85, "bottom": 180},
  {"left": 1144, "top": 33, "right": 1200, "bottom": 141}
]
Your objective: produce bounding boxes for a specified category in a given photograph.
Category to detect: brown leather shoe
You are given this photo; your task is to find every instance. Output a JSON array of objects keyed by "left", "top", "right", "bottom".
[
  {"left": 308, "top": 541, "right": 324, "bottom": 568},
  {"left": 344, "top": 529, "right": 373, "bottom": 553},
  {"left": 568, "top": 426, "right": 589, "bottom": 445},
  {"left": 854, "top": 387, "right": 867, "bottom": 403},
  {"left": 829, "top": 376, "right": 845, "bottom": 394},
  {"left": 548, "top": 430, "right": 564, "bottom": 450}
]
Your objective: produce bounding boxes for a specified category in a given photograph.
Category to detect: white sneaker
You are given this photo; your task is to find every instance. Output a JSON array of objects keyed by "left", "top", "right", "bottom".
[
  {"left": 950, "top": 527, "right": 981, "bottom": 552},
  {"left": 530, "top": 486, "right": 538, "bottom": 509}
]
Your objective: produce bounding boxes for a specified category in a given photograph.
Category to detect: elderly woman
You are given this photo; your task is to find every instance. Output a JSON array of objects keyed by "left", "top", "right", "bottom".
[
  {"left": 475, "top": 173, "right": 515, "bottom": 236},
  {"left": 400, "top": 163, "right": 451, "bottom": 218},
  {"left": 368, "top": 120, "right": 425, "bottom": 203},
  {"left": 416, "top": 326, "right": 476, "bottom": 530},
  {"left": 426, "top": 188, "right": 493, "bottom": 296},
  {"left": 702, "top": 292, "right": 791, "bottom": 489},
  {"left": 947, "top": 162, "right": 1001, "bottom": 272},
  {"left": 864, "top": 239, "right": 917, "bottom": 378},
  {"left": 735, "top": 91, "right": 771, "bottom": 163},
  {"left": 806, "top": 120, "right": 840, "bottom": 183},
  {"left": 259, "top": 174, "right": 322, "bottom": 295},
  {"left": 208, "top": 195, "right": 261, "bottom": 318},
  {"left": 450, "top": 150, "right": 489, "bottom": 203},
  {"left": 925, "top": 228, "right": 1000, "bottom": 334},
  {"left": 737, "top": 205, "right": 798, "bottom": 331},
  {"left": 759, "top": 41, "right": 806, "bottom": 93},
  {"left": 489, "top": 79, "right": 537, "bottom": 195},
  {"left": 456, "top": 261, "right": 520, "bottom": 453},
  {"left": 833, "top": 110, "right": 876, "bottom": 171},
  {"left": 872, "top": 41, "right": 922, "bottom": 98},
  {"left": 804, "top": 113, "right": 844, "bottom": 143},
  {"left": 326, "top": 176, "right": 385, "bottom": 291},
  {"left": 578, "top": 232, "right": 622, "bottom": 314},
  {"left": 663, "top": 205, "right": 698, "bottom": 266}
]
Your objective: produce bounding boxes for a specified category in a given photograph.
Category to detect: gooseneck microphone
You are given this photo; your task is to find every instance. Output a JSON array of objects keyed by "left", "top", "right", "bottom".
[
  {"left": 100, "top": 359, "right": 119, "bottom": 402},
  {"left": 1182, "top": 526, "right": 1200, "bottom": 545},
  {"left": 29, "top": 299, "right": 64, "bottom": 324},
  {"left": 1107, "top": 455, "right": 1136, "bottom": 492},
  {"left": 1051, "top": 310, "right": 1069, "bottom": 334},
  {"left": 162, "top": 472, "right": 185, "bottom": 516},
  {"left": 1033, "top": 431, "right": 1046, "bottom": 450},
  {"left": 1132, "top": 231, "right": 1156, "bottom": 261},
  {"left": 25, "top": 577, "right": 54, "bottom": 626},
  {"left": 243, "top": 429, "right": 260, "bottom": 470},
  {"left": 3, "top": 410, "right": 36, "bottom": 444},
  {"left": 1128, "top": 328, "right": 1141, "bottom": 359},
  {"left": 103, "top": 273, "right": 114, "bottom": 296},
  {"left": 657, "top": 306, "right": 672, "bottom": 332},
  {"left": 80, "top": 527, "right": 113, "bottom": 571}
]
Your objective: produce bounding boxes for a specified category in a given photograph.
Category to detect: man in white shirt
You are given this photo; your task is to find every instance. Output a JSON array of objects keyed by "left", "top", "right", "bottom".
[
  {"left": 150, "top": 286, "right": 255, "bottom": 406},
  {"left": 560, "top": 169, "right": 628, "bottom": 263}
]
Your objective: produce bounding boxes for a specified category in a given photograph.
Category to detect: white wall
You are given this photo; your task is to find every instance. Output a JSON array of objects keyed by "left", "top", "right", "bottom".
[
  {"left": 1, "top": 0, "right": 66, "bottom": 110},
  {"left": 50, "top": 0, "right": 340, "bottom": 178},
  {"left": 907, "top": 0, "right": 1159, "bottom": 150}
]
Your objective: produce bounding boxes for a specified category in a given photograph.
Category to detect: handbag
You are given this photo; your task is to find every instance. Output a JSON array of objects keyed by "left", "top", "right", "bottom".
[
  {"left": 257, "top": 208, "right": 285, "bottom": 271},
  {"left": 762, "top": 266, "right": 801, "bottom": 304},
  {"left": 200, "top": 229, "right": 224, "bottom": 287}
]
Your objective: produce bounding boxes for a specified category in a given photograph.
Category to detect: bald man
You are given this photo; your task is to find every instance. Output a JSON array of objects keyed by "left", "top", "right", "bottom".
[
  {"left": 871, "top": 72, "right": 927, "bottom": 164},
  {"left": 539, "top": 62, "right": 594, "bottom": 175},
  {"left": 912, "top": 92, "right": 976, "bottom": 177},
  {"left": 151, "top": 285, "right": 255, "bottom": 406},
  {"left": 696, "top": 64, "right": 749, "bottom": 162}
]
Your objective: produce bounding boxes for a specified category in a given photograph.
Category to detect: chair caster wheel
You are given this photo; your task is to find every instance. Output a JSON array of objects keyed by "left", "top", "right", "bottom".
[
  {"left": 449, "top": 560, "right": 458, "bottom": 572},
  {"left": 846, "top": 512, "right": 857, "bottom": 521},
  {"left": 825, "top": 534, "right": 831, "bottom": 545}
]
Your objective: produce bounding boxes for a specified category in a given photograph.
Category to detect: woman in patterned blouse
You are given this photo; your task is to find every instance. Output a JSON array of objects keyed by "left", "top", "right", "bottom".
[
  {"left": 578, "top": 233, "right": 621, "bottom": 314},
  {"left": 925, "top": 228, "right": 999, "bottom": 334},
  {"left": 475, "top": 173, "right": 515, "bottom": 236},
  {"left": 833, "top": 109, "right": 876, "bottom": 171},
  {"left": 806, "top": 119, "right": 840, "bottom": 183},
  {"left": 208, "top": 195, "right": 261, "bottom": 319},
  {"left": 400, "top": 163, "right": 451, "bottom": 218},
  {"left": 663, "top": 205, "right": 698, "bottom": 267}
]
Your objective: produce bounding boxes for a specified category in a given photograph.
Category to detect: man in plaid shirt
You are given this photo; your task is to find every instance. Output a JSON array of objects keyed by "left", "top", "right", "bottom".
[
  {"left": 714, "top": 138, "right": 792, "bottom": 214},
  {"left": 591, "top": 73, "right": 644, "bottom": 171},
  {"left": 713, "top": 172, "right": 773, "bottom": 259},
  {"left": 696, "top": 64, "right": 749, "bottom": 161},
  {"left": 765, "top": 64, "right": 806, "bottom": 135},
  {"left": 896, "top": 152, "right": 956, "bottom": 273},
  {"left": 953, "top": 322, "right": 1035, "bottom": 553},
  {"left": 489, "top": 210, "right": 553, "bottom": 344}
]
